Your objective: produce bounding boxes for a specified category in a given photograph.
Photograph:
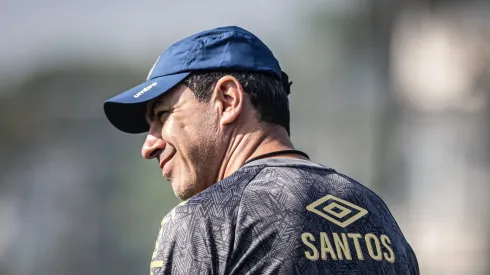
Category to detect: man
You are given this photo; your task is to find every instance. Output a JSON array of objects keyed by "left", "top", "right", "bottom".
[{"left": 103, "top": 26, "right": 419, "bottom": 275}]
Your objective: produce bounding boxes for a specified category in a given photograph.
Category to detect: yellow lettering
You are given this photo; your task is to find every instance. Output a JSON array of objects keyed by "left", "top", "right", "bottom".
[
  {"left": 347, "top": 233, "right": 364, "bottom": 260},
  {"left": 381, "top": 234, "right": 395, "bottom": 263},
  {"left": 302, "top": 232, "right": 319, "bottom": 260},
  {"left": 320, "top": 232, "right": 337, "bottom": 260},
  {"left": 365, "top": 233, "right": 383, "bottom": 261},
  {"left": 150, "top": 261, "right": 164, "bottom": 268},
  {"left": 333, "top": 233, "right": 352, "bottom": 260},
  {"left": 302, "top": 232, "right": 396, "bottom": 262}
]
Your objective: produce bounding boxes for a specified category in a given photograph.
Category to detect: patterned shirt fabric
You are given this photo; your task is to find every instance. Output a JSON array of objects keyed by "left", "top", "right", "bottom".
[{"left": 150, "top": 158, "right": 419, "bottom": 275}]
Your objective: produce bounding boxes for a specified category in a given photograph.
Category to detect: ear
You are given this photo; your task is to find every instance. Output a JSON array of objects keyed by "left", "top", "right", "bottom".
[{"left": 211, "top": 75, "right": 244, "bottom": 126}]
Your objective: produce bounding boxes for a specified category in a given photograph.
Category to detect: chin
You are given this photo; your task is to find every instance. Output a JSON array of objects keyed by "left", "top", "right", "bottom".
[
  {"left": 171, "top": 173, "right": 209, "bottom": 200},
  {"left": 171, "top": 180, "right": 194, "bottom": 200},
  {"left": 174, "top": 189, "right": 193, "bottom": 201}
]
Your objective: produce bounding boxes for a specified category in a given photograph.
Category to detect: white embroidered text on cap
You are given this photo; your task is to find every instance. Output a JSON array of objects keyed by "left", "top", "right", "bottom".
[{"left": 134, "top": 82, "right": 158, "bottom": 98}]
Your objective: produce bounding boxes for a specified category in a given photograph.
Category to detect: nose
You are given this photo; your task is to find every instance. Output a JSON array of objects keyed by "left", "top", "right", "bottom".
[{"left": 141, "top": 133, "right": 166, "bottom": 160}]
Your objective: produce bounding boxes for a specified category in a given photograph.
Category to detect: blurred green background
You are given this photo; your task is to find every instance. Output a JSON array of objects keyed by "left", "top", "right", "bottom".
[{"left": 1, "top": 1, "right": 489, "bottom": 274}]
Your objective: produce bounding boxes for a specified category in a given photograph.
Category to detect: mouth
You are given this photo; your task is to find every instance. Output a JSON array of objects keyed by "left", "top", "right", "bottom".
[{"left": 159, "top": 151, "right": 175, "bottom": 170}]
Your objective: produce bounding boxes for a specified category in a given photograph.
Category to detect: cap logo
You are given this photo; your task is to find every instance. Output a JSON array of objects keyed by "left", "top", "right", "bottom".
[
  {"left": 134, "top": 82, "right": 158, "bottom": 98},
  {"left": 147, "top": 56, "right": 160, "bottom": 80}
]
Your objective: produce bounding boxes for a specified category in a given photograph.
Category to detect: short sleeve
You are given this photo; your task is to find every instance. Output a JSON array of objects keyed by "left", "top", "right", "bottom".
[{"left": 150, "top": 201, "right": 215, "bottom": 275}]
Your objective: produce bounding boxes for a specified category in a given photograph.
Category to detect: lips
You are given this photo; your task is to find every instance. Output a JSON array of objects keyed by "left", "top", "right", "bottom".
[{"left": 159, "top": 150, "right": 175, "bottom": 170}]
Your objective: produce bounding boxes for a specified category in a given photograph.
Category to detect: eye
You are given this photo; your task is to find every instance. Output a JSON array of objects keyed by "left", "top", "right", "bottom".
[{"left": 156, "top": 110, "right": 168, "bottom": 121}]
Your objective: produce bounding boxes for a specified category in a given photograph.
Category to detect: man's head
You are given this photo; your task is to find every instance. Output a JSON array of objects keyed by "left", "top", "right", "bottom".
[
  {"left": 141, "top": 71, "right": 290, "bottom": 199},
  {"left": 103, "top": 26, "right": 292, "bottom": 199}
]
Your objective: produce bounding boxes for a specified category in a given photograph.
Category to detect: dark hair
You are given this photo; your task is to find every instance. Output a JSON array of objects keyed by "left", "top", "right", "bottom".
[{"left": 182, "top": 71, "right": 291, "bottom": 135}]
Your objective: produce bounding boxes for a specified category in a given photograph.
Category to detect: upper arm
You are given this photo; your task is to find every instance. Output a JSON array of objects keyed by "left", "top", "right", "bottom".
[
  {"left": 226, "top": 179, "right": 307, "bottom": 275},
  {"left": 150, "top": 199, "right": 240, "bottom": 275},
  {"left": 150, "top": 204, "right": 216, "bottom": 275}
]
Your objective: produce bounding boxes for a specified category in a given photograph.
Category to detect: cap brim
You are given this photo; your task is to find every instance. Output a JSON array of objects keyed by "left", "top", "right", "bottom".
[{"left": 103, "top": 72, "right": 190, "bottom": 133}]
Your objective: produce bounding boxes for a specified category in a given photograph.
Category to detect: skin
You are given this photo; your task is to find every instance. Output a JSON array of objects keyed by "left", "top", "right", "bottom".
[{"left": 141, "top": 75, "right": 307, "bottom": 200}]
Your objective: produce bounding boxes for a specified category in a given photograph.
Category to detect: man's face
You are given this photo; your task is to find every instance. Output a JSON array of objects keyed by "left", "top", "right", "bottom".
[{"left": 141, "top": 84, "right": 222, "bottom": 200}]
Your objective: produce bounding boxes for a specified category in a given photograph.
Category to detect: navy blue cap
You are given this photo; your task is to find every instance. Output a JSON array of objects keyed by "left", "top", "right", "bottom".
[{"left": 103, "top": 26, "right": 283, "bottom": 134}]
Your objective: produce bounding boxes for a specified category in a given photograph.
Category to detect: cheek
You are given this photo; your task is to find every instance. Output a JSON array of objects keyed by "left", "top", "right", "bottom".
[
  {"left": 191, "top": 111, "right": 219, "bottom": 143},
  {"left": 186, "top": 108, "right": 217, "bottom": 137},
  {"left": 161, "top": 116, "right": 183, "bottom": 142},
  {"left": 162, "top": 107, "right": 219, "bottom": 159},
  {"left": 161, "top": 114, "right": 203, "bottom": 150}
]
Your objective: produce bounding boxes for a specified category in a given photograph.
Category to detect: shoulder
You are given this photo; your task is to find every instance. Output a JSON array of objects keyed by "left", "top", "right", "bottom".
[
  {"left": 158, "top": 163, "right": 269, "bottom": 233},
  {"left": 240, "top": 159, "right": 371, "bottom": 212},
  {"left": 237, "top": 159, "right": 418, "bottom": 272},
  {"left": 242, "top": 158, "right": 391, "bottom": 217},
  {"left": 150, "top": 165, "right": 270, "bottom": 274},
  {"left": 240, "top": 158, "right": 410, "bottom": 249}
]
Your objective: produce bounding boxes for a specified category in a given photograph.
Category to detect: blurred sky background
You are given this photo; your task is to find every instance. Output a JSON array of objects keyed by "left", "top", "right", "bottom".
[{"left": 1, "top": 0, "right": 489, "bottom": 275}]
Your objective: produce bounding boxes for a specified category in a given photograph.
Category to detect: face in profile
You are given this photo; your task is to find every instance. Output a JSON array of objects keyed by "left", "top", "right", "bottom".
[{"left": 141, "top": 84, "right": 223, "bottom": 200}]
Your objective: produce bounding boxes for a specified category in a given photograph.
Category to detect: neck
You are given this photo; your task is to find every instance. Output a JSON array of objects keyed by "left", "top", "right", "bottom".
[{"left": 216, "top": 125, "right": 305, "bottom": 182}]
